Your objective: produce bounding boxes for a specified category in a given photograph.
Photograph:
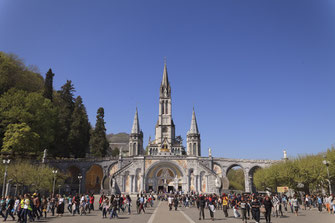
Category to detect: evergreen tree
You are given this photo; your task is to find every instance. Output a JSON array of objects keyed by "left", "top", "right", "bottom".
[
  {"left": 68, "top": 96, "right": 90, "bottom": 158},
  {"left": 54, "top": 80, "right": 75, "bottom": 157},
  {"left": 43, "top": 68, "right": 55, "bottom": 101},
  {"left": 90, "top": 107, "right": 109, "bottom": 157}
]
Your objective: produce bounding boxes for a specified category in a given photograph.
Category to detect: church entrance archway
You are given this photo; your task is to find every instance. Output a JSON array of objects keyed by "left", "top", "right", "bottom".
[{"left": 146, "top": 162, "right": 184, "bottom": 193}]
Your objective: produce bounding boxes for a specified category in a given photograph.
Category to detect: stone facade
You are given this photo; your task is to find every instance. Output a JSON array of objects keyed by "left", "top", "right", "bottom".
[{"left": 46, "top": 63, "right": 277, "bottom": 195}]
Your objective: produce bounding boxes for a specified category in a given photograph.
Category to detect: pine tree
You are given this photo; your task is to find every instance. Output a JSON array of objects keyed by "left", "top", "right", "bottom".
[
  {"left": 43, "top": 68, "right": 55, "bottom": 101},
  {"left": 68, "top": 96, "right": 90, "bottom": 158},
  {"left": 90, "top": 107, "right": 109, "bottom": 157},
  {"left": 54, "top": 80, "right": 75, "bottom": 157}
]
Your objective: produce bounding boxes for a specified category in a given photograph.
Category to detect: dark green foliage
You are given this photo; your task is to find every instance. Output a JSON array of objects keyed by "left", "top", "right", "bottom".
[
  {"left": 43, "top": 68, "right": 55, "bottom": 101},
  {"left": 0, "top": 52, "right": 44, "bottom": 95},
  {"left": 0, "top": 89, "right": 57, "bottom": 155},
  {"left": 90, "top": 107, "right": 109, "bottom": 157},
  {"left": 68, "top": 96, "right": 90, "bottom": 158},
  {"left": 253, "top": 150, "right": 335, "bottom": 194},
  {"left": 53, "top": 81, "right": 76, "bottom": 157},
  {"left": 111, "top": 147, "right": 120, "bottom": 157},
  {"left": 227, "top": 168, "right": 245, "bottom": 191}
]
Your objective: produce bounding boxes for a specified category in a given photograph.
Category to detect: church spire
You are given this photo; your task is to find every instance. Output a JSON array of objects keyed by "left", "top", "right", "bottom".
[
  {"left": 161, "top": 62, "right": 169, "bottom": 88},
  {"left": 160, "top": 60, "right": 171, "bottom": 98},
  {"left": 188, "top": 108, "right": 199, "bottom": 134},
  {"left": 131, "top": 107, "right": 140, "bottom": 134}
]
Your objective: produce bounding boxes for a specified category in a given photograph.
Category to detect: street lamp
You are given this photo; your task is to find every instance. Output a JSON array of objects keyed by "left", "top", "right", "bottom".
[
  {"left": 78, "top": 175, "right": 82, "bottom": 194},
  {"left": 2, "top": 158, "right": 10, "bottom": 197},
  {"left": 52, "top": 170, "right": 58, "bottom": 195},
  {"left": 323, "top": 155, "right": 332, "bottom": 195}
]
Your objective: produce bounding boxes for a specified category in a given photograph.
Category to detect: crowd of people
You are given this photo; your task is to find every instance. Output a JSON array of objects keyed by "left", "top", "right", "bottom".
[
  {"left": 159, "top": 192, "right": 335, "bottom": 222},
  {"left": 0, "top": 191, "right": 333, "bottom": 222}
]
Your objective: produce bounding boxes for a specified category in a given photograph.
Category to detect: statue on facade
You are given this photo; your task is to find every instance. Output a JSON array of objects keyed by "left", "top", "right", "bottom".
[{"left": 208, "top": 148, "right": 212, "bottom": 157}]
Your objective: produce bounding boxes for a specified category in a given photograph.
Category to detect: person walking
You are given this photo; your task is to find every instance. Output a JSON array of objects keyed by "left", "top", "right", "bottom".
[
  {"left": 263, "top": 196, "right": 273, "bottom": 223},
  {"left": 56, "top": 194, "right": 64, "bottom": 217},
  {"left": 102, "top": 196, "right": 109, "bottom": 219},
  {"left": 198, "top": 195, "right": 206, "bottom": 220},
  {"left": 125, "top": 195, "right": 132, "bottom": 214},
  {"left": 49, "top": 195, "right": 56, "bottom": 216},
  {"left": 251, "top": 197, "right": 261, "bottom": 223},
  {"left": 208, "top": 195, "right": 215, "bottom": 221},
  {"left": 174, "top": 196, "right": 179, "bottom": 211},
  {"left": 41, "top": 196, "right": 48, "bottom": 218},
  {"left": 138, "top": 195, "right": 145, "bottom": 214},
  {"left": 222, "top": 193, "right": 229, "bottom": 217},
  {"left": 317, "top": 195, "right": 323, "bottom": 212},
  {"left": 239, "top": 196, "right": 248, "bottom": 223},
  {"left": 4, "top": 195, "right": 15, "bottom": 221},
  {"left": 291, "top": 195, "right": 299, "bottom": 216},
  {"left": 168, "top": 195, "right": 173, "bottom": 211}
]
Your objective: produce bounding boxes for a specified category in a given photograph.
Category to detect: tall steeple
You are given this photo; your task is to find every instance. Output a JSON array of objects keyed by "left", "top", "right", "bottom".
[
  {"left": 154, "top": 60, "right": 176, "bottom": 153},
  {"left": 131, "top": 107, "right": 140, "bottom": 134},
  {"left": 129, "top": 108, "right": 143, "bottom": 156},
  {"left": 188, "top": 108, "right": 199, "bottom": 134},
  {"left": 187, "top": 108, "right": 201, "bottom": 157},
  {"left": 160, "top": 61, "right": 171, "bottom": 99}
]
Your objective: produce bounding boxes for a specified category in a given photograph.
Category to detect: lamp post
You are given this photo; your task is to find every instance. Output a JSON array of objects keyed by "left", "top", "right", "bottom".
[
  {"left": 323, "top": 156, "right": 332, "bottom": 195},
  {"left": 2, "top": 158, "right": 10, "bottom": 198},
  {"left": 78, "top": 175, "right": 82, "bottom": 195},
  {"left": 52, "top": 170, "right": 58, "bottom": 195}
]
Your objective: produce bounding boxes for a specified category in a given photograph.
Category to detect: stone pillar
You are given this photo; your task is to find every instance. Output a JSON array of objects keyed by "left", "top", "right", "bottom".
[
  {"left": 199, "top": 175, "right": 202, "bottom": 192},
  {"left": 131, "top": 175, "right": 135, "bottom": 193},
  {"left": 193, "top": 175, "right": 198, "bottom": 192},
  {"left": 244, "top": 172, "right": 251, "bottom": 193},
  {"left": 186, "top": 175, "right": 190, "bottom": 192},
  {"left": 206, "top": 175, "right": 209, "bottom": 193},
  {"left": 141, "top": 174, "right": 145, "bottom": 192}
]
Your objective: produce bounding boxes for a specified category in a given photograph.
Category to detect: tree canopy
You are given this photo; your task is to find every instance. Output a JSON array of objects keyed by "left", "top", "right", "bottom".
[
  {"left": 0, "top": 52, "right": 92, "bottom": 158},
  {"left": 253, "top": 148, "right": 335, "bottom": 194}
]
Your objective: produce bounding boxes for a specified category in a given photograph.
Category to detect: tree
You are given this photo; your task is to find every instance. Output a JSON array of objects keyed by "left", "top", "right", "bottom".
[
  {"left": 90, "top": 107, "right": 109, "bottom": 157},
  {"left": 111, "top": 147, "right": 120, "bottom": 157},
  {"left": 0, "top": 89, "right": 57, "bottom": 155},
  {"left": 54, "top": 80, "right": 76, "bottom": 157},
  {"left": 227, "top": 168, "right": 245, "bottom": 191},
  {"left": 43, "top": 68, "right": 55, "bottom": 101},
  {"left": 0, "top": 52, "right": 44, "bottom": 95},
  {"left": 68, "top": 96, "right": 90, "bottom": 158},
  {"left": 2, "top": 123, "right": 40, "bottom": 155}
]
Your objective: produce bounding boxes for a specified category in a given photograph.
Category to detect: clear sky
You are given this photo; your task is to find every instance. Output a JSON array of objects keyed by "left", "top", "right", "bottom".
[{"left": 1, "top": 0, "right": 335, "bottom": 160}]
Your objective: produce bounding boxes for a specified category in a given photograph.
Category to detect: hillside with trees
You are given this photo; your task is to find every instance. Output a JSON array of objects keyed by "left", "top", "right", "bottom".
[{"left": 0, "top": 51, "right": 106, "bottom": 159}]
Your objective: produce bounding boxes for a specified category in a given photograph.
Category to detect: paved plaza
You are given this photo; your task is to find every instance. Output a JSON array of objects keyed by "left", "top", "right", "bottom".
[{"left": 44, "top": 201, "right": 334, "bottom": 223}]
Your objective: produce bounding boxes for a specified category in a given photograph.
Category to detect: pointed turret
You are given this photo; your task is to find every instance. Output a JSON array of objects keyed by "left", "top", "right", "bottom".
[
  {"left": 131, "top": 108, "right": 140, "bottom": 134},
  {"left": 188, "top": 108, "right": 199, "bottom": 134},
  {"left": 187, "top": 108, "right": 201, "bottom": 156},
  {"left": 129, "top": 108, "right": 143, "bottom": 156}
]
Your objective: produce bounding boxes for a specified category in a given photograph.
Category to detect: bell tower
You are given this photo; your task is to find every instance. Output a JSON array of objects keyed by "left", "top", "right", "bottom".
[{"left": 154, "top": 61, "right": 175, "bottom": 152}]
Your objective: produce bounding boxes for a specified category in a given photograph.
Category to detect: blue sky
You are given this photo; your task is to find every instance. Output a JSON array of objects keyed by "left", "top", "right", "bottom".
[{"left": 1, "top": 0, "right": 335, "bottom": 160}]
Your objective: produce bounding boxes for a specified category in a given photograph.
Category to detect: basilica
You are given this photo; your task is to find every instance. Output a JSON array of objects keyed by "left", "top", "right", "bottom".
[{"left": 48, "top": 63, "right": 276, "bottom": 195}]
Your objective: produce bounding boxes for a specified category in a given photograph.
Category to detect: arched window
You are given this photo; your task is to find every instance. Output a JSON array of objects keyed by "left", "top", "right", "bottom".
[{"left": 193, "top": 143, "right": 196, "bottom": 156}]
